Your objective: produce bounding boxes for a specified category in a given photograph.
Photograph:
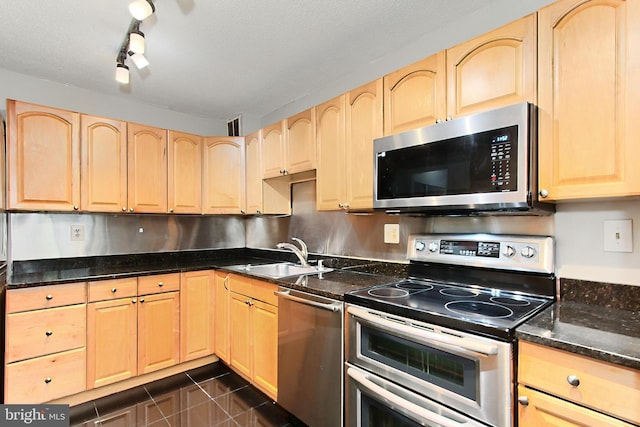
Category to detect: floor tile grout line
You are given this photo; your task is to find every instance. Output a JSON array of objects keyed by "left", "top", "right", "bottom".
[{"left": 143, "top": 384, "right": 172, "bottom": 426}]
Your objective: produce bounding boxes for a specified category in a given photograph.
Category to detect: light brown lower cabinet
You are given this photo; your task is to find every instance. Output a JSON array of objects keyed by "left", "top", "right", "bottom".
[
  {"left": 180, "top": 270, "right": 216, "bottom": 363},
  {"left": 214, "top": 271, "right": 231, "bottom": 364},
  {"left": 137, "top": 291, "right": 180, "bottom": 375},
  {"left": 227, "top": 274, "right": 278, "bottom": 400},
  {"left": 518, "top": 341, "right": 640, "bottom": 426}
]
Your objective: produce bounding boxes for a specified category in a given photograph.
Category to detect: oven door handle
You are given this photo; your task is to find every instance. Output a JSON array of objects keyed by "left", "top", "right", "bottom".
[
  {"left": 347, "top": 367, "right": 473, "bottom": 427},
  {"left": 347, "top": 305, "right": 499, "bottom": 356}
]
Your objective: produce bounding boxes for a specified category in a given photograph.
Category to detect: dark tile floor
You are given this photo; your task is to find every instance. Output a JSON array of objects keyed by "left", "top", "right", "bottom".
[{"left": 71, "top": 362, "right": 306, "bottom": 426}]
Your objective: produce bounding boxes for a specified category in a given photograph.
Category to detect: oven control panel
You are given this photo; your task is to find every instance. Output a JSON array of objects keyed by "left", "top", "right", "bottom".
[{"left": 408, "top": 234, "right": 554, "bottom": 274}]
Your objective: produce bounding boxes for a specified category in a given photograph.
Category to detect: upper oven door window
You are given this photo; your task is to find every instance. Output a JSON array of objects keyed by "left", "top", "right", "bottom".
[
  {"left": 376, "top": 125, "right": 518, "bottom": 200},
  {"left": 361, "top": 324, "right": 478, "bottom": 400}
]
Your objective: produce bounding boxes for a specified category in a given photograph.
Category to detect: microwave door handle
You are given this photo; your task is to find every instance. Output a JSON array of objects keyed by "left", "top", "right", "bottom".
[
  {"left": 347, "top": 367, "right": 472, "bottom": 427},
  {"left": 347, "top": 306, "right": 498, "bottom": 356}
]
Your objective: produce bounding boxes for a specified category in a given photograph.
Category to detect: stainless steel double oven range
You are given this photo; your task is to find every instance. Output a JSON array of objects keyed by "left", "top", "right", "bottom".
[{"left": 344, "top": 233, "right": 555, "bottom": 427}]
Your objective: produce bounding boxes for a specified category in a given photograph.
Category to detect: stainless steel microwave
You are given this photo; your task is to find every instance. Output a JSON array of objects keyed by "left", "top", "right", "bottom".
[{"left": 373, "top": 102, "right": 553, "bottom": 215}]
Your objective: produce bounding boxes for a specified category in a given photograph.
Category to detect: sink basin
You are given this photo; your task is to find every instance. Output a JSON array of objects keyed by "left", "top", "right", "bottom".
[{"left": 227, "top": 262, "right": 333, "bottom": 279}]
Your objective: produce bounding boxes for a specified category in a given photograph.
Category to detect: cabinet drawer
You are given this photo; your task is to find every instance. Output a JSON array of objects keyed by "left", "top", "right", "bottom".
[
  {"left": 88, "top": 277, "right": 138, "bottom": 302},
  {"left": 6, "top": 304, "right": 86, "bottom": 363},
  {"left": 7, "top": 282, "right": 86, "bottom": 313},
  {"left": 5, "top": 348, "right": 86, "bottom": 404},
  {"left": 229, "top": 275, "right": 278, "bottom": 306},
  {"left": 138, "top": 273, "right": 180, "bottom": 295},
  {"left": 518, "top": 341, "right": 640, "bottom": 424}
]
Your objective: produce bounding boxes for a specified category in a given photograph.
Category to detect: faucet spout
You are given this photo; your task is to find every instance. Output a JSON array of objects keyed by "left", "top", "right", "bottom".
[{"left": 276, "top": 238, "right": 310, "bottom": 266}]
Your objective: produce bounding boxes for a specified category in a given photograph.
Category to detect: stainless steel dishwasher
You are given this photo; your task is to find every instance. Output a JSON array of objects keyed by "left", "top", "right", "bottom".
[{"left": 276, "top": 287, "right": 343, "bottom": 427}]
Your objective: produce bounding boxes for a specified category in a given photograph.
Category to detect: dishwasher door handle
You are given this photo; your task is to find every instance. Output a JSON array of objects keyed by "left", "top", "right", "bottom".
[{"left": 274, "top": 290, "right": 341, "bottom": 312}]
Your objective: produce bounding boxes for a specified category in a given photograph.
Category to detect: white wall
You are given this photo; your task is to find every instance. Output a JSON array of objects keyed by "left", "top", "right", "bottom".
[
  {"left": 0, "top": 68, "right": 227, "bottom": 135},
  {"left": 555, "top": 200, "right": 640, "bottom": 286}
]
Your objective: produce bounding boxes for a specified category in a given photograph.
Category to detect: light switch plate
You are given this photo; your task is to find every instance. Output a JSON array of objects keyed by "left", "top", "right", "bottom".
[
  {"left": 603, "top": 219, "right": 633, "bottom": 252},
  {"left": 384, "top": 224, "right": 400, "bottom": 244}
]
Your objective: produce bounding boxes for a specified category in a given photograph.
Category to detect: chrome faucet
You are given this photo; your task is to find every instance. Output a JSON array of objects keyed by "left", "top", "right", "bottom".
[{"left": 276, "top": 237, "right": 309, "bottom": 267}]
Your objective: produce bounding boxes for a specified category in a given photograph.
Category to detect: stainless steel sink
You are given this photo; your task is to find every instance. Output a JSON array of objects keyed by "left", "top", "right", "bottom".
[{"left": 226, "top": 262, "right": 333, "bottom": 279}]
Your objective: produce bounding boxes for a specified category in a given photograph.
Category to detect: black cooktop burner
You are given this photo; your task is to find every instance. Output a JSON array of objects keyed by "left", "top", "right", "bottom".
[{"left": 346, "top": 278, "right": 553, "bottom": 341}]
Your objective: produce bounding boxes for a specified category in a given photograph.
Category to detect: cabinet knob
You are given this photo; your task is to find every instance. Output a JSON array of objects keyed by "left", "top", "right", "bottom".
[
  {"left": 343, "top": 203, "right": 349, "bottom": 209},
  {"left": 111, "top": 287, "right": 117, "bottom": 293},
  {"left": 256, "top": 210, "right": 261, "bottom": 214},
  {"left": 169, "top": 208, "right": 174, "bottom": 213},
  {"left": 45, "top": 294, "right": 53, "bottom": 301},
  {"left": 279, "top": 169, "right": 285, "bottom": 174},
  {"left": 45, "top": 330, "right": 53, "bottom": 337},
  {"left": 140, "top": 298, "right": 145, "bottom": 303},
  {"left": 436, "top": 118, "right": 443, "bottom": 124},
  {"left": 240, "top": 209, "right": 246, "bottom": 214},
  {"left": 446, "top": 116, "right": 453, "bottom": 121},
  {"left": 122, "top": 207, "right": 127, "bottom": 212},
  {"left": 132, "top": 298, "right": 137, "bottom": 304},
  {"left": 539, "top": 189, "right": 549, "bottom": 198},
  {"left": 338, "top": 203, "right": 344, "bottom": 208},
  {"left": 129, "top": 207, "right": 134, "bottom": 212},
  {"left": 73, "top": 205, "right": 79, "bottom": 211},
  {"left": 517, "top": 396, "right": 529, "bottom": 406},
  {"left": 44, "top": 378, "right": 52, "bottom": 384},
  {"left": 283, "top": 169, "right": 288, "bottom": 175},
  {"left": 567, "top": 375, "right": 580, "bottom": 387},
  {"left": 158, "top": 282, "right": 163, "bottom": 287}
]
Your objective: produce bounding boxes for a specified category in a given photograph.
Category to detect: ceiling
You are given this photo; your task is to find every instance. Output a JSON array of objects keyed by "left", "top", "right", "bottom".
[{"left": 0, "top": 1, "right": 532, "bottom": 124}]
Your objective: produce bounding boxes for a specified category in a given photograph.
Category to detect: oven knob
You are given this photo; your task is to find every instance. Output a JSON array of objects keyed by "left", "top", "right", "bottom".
[
  {"left": 521, "top": 246, "right": 536, "bottom": 258},
  {"left": 428, "top": 241, "right": 439, "bottom": 253},
  {"left": 502, "top": 245, "right": 516, "bottom": 258},
  {"left": 415, "top": 241, "right": 426, "bottom": 251}
]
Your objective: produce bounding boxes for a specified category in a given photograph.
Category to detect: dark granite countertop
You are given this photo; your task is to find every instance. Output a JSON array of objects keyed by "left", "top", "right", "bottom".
[
  {"left": 516, "top": 278, "right": 640, "bottom": 370},
  {"left": 5, "top": 249, "right": 408, "bottom": 300}
]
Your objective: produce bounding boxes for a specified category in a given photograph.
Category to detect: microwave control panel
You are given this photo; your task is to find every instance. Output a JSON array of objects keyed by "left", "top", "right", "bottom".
[{"left": 490, "top": 130, "right": 516, "bottom": 191}]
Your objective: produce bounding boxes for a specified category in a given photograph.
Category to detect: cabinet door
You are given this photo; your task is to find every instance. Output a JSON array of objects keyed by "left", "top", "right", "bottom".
[
  {"left": 168, "top": 130, "right": 202, "bottom": 214},
  {"left": 229, "top": 291, "right": 252, "bottom": 380},
  {"left": 80, "top": 115, "right": 128, "bottom": 212},
  {"left": 127, "top": 123, "right": 167, "bottom": 213},
  {"left": 214, "top": 272, "right": 230, "bottom": 364},
  {"left": 517, "top": 386, "right": 634, "bottom": 427},
  {"left": 7, "top": 100, "right": 80, "bottom": 211},
  {"left": 86, "top": 297, "right": 137, "bottom": 389},
  {"left": 383, "top": 53, "right": 446, "bottom": 135},
  {"left": 203, "top": 136, "right": 246, "bottom": 214},
  {"left": 446, "top": 14, "right": 536, "bottom": 118},
  {"left": 261, "top": 122, "right": 285, "bottom": 178},
  {"left": 285, "top": 108, "right": 316, "bottom": 174},
  {"left": 245, "top": 130, "right": 263, "bottom": 215},
  {"left": 538, "top": 0, "right": 640, "bottom": 200},
  {"left": 345, "top": 79, "right": 383, "bottom": 210},
  {"left": 180, "top": 270, "right": 215, "bottom": 362},
  {"left": 137, "top": 291, "right": 180, "bottom": 375},
  {"left": 316, "top": 95, "right": 346, "bottom": 210},
  {"left": 251, "top": 300, "right": 278, "bottom": 401}
]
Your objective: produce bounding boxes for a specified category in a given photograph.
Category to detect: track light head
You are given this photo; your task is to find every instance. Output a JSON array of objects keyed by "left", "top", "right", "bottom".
[
  {"left": 129, "top": 0, "right": 155, "bottom": 20},
  {"left": 115, "top": 63, "right": 130, "bottom": 84},
  {"left": 128, "top": 30, "right": 145, "bottom": 54},
  {"left": 129, "top": 52, "right": 150, "bottom": 69}
]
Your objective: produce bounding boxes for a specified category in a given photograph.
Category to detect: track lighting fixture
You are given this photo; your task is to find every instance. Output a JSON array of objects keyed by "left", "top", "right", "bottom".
[
  {"left": 129, "top": 0, "right": 155, "bottom": 21},
  {"left": 114, "top": 6, "right": 155, "bottom": 84}
]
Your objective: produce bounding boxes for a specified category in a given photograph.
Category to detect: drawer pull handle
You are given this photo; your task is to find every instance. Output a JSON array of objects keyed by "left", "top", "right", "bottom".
[
  {"left": 45, "top": 330, "right": 53, "bottom": 337},
  {"left": 44, "top": 378, "right": 52, "bottom": 384},
  {"left": 158, "top": 282, "right": 163, "bottom": 287},
  {"left": 45, "top": 295, "right": 53, "bottom": 301},
  {"left": 111, "top": 288, "right": 117, "bottom": 293},
  {"left": 567, "top": 375, "right": 580, "bottom": 387},
  {"left": 517, "top": 396, "right": 529, "bottom": 406}
]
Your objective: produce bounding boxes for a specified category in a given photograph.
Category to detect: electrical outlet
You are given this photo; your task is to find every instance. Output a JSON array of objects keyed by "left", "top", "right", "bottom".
[
  {"left": 603, "top": 219, "right": 633, "bottom": 252},
  {"left": 384, "top": 224, "right": 400, "bottom": 244},
  {"left": 70, "top": 225, "right": 85, "bottom": 241}
]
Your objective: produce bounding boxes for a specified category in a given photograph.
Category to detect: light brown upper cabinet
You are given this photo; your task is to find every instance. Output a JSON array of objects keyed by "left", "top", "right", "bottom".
[
  {"left": 316, "top": 95, "right": 346, "bottom": 210},
  {"left": 446, "top": 14, "right": 537, "bottom": 119},
  {"left": 203, "top": 136, "right": 246, "bottom": 214},
  {"left": 316, "top": 81, "right": 383, "bottom": 211},
  {"left": 167, "top": 130, "right": 202, "bottom": 214},
  {"left": 245, "top": 130, "right": 263, "bottom": 215},
  {"left": 345, "top": 80, "right": 383, "bottom": 210},
  {"left": 261, "top": 121, "right": 286, "bottom": 179},
  {"left": 383, "top": 53, "right": 446, "bottom": 136},
  {"left": 81, "top": 115, "right": 128, "bottom": 213},
  {"left": 537, "top": 0, "right": 640, "bottom": 201},
  {"left": 127, "top": 123, "right": 168, "bottom": 213},
  {"left": 7, "top": 100, "right": 80, "bottom": 211},
  {"left": 284, "top": 108, "right": 316, "bottom": 174}
]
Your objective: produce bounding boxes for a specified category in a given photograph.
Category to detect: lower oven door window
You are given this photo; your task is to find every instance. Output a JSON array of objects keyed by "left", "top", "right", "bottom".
[
  {"left": 362, "top": 325, "right": 477, "bottom": 400},
  {"left": 346, "top": 364, "right": 485, "bottom": 427}
]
